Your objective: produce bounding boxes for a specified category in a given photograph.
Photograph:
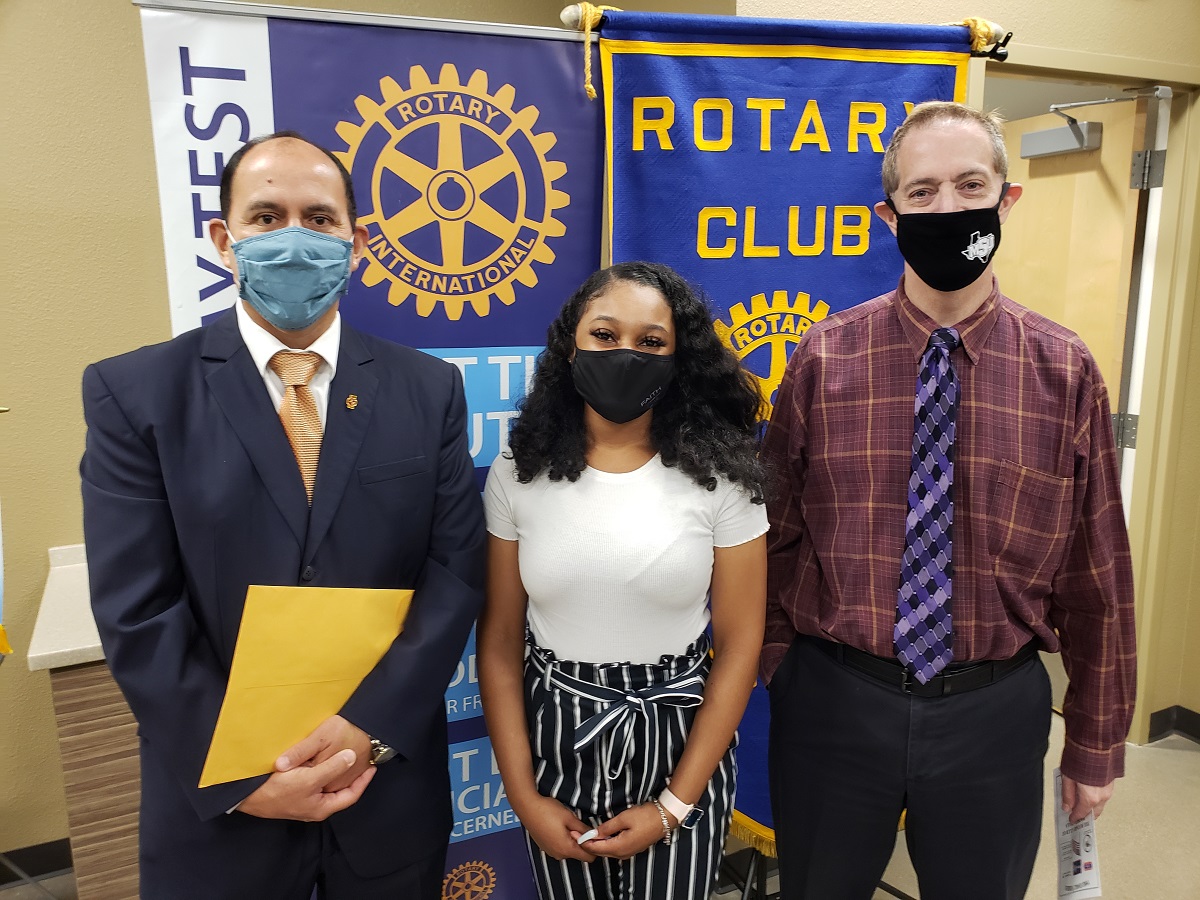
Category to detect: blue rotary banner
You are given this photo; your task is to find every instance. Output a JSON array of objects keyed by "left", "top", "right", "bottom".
[
  {"left": 600, "top": 9, "right": 971, "bottom": 851},
  {"left": 140, "top": 7, "right": 603, "bottom": 897},
  {"left": 141, "top": 7, "right": 603, "bottom": 486},
  {"left": 602, "top": 11, "right": 970, "bottom": 419}
]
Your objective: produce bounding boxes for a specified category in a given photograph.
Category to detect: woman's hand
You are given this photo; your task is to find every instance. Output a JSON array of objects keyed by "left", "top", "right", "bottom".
[
  {"left": 581, "top": 802, "right": 674, "bottom": 860},
  {"left": 516, "top": 795, "right": 599, "bottom": 862}
]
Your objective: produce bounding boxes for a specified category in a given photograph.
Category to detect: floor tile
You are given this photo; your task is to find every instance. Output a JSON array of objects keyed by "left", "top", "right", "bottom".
[
  {"left": 32, "top": 874, "right": 76, "bottom": 900},
  {"left": 0, "top": 844, "right": 69, "bottom": 883},
  {"left": 0, "top": 856, "right": 23, "bottom": 889},
  {"left": 0, "top": 883, "right": 55, "bottom": 899}
]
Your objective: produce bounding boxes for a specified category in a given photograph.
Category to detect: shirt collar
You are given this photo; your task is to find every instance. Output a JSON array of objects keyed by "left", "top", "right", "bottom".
[
  {"left": 234, "top": 300, "right": 341, "bottom": 379},
  {"left": 893, "top": 276, "right": 1001, "bottom": 365}
]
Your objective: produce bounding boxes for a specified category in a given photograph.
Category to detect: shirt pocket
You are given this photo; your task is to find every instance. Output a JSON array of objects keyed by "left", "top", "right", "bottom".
[
  {"left": 987, "top": 460, "right": 1072, "bottom": 587},
  {"left": 356, "top": 455, "right": 429, "bottom": 485}
]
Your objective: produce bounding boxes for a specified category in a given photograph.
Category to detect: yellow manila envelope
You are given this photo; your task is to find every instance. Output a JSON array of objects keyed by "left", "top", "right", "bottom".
[{"left": 199, "top": 585, "right": 413, "bottom": 788}]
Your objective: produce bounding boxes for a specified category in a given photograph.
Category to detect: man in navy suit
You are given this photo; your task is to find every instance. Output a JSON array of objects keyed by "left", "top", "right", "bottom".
[{"left": 81, "top": 132, "right": 485, "bottom": 898}]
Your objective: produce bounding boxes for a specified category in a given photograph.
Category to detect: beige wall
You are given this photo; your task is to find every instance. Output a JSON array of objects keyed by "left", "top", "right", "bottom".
[
  {"left": 0, "top": 0, "right": 732, "bottom": 854},
  {"left": 1159, "top": 307, "right": 1200, "bottom": 712},
  {"left": 1137, "top": 91, "right": 1200, "bottom": 725},
  {"left": 738, "top": 0, "right": 1200, "bottom": 75},
  {"left": 1, "top": 0, "right": 170, "bottom": 853}
]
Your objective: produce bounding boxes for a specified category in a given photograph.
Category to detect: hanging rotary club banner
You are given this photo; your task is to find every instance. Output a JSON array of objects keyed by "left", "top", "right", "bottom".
[
  {"left": 602, "top": 11, "right": 970, "bottom": 418},
  {"left": 140, "top": 5, "right": 604, "bottom": 897},
  {"left": 599, "top": 9, "right": 971, "bottom": 854}
]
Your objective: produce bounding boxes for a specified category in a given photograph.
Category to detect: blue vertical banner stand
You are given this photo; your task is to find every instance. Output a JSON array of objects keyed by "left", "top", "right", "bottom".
[
  {"left": 139, "top": 4, "right": 605, "bottom": 896},
  {"left": 600, "top": 9, "right": 970, "bottom": 853}
]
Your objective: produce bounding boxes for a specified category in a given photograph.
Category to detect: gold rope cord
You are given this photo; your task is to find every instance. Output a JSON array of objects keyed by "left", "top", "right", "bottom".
[{"left": 564, "top": 3, "right": 623, "bottom": 100}]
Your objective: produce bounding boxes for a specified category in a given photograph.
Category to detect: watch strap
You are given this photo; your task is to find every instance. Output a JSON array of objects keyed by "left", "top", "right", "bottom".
[{"left": 658, "top": 787, "right": 695, "bottom": 826}]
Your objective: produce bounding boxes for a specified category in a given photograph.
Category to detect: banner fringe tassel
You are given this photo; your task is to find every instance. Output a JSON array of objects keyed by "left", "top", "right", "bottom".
[
  {"left": 729, "top": 811, "right": 777, "bottom": 857},
  {"left": 729, "top": 809, "right": 906, "bottom": 859},
  {"left": 952, "top": 17, "right": 1004, "bottom": 52}
]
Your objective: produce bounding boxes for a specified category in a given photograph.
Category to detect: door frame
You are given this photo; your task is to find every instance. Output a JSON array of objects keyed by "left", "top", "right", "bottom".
[{"left": 975, "top": 50, "right": 1200, "bottom": 746}]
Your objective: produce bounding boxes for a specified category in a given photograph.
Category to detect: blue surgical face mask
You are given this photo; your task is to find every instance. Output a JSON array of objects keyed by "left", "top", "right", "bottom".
[{"left": 228, "top": 225, "right": 353, "bottom": 331}]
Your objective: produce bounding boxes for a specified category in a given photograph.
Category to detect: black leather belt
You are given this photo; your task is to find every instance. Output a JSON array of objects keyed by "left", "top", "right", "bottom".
[{"left": 808, "top": 635, "right": 1039, "bottom": 698}]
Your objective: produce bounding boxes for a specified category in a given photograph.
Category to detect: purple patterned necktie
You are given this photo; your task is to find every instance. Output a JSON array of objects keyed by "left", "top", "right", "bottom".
[{"left": 895, "top": 327, "right": 961, "bottom": 684}]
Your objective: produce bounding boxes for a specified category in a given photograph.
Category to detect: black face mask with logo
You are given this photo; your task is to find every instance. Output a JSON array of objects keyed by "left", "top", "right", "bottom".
[
  {"left": 571, "top": 348, "right": 676, "bottom": 424},
  {"left": 886, "top": 183, "right": 1010, "bottom": 293}
]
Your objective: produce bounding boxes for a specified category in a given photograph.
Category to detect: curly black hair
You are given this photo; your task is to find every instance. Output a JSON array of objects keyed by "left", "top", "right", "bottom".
[{"left": 507, "top": 261, "right": 767, "bottom": 502}]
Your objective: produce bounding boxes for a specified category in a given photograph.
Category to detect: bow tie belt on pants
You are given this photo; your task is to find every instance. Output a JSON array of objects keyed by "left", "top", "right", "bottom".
[{"left": 527, "top": 636, "right": 710, "bottom": 780}]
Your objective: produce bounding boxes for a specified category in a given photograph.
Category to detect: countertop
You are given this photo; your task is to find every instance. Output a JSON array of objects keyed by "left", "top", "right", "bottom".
[{"left": 27, "top": 544, "right": 104, "bottom": 672}]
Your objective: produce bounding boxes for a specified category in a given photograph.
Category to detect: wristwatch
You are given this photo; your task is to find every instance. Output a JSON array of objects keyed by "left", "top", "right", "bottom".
[
  {"left": 677, "top": 806, "right": 704, "bottom": 829},
  {"left": 658, "top": 787, "right": 705, "bottom": 830},
  {"left": 369, "top": 738, "right": 396, "bottom": 765}
]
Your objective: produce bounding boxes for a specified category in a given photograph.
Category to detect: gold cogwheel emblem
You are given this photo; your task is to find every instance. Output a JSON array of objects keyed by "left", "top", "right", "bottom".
[
  {"left": 334, "top": 64, "right": 569, "bottom": 320},
  {"left": 441, "top": 860, "right": 497, "bottom": 900},
  {"left": 714, "top": 290, "right": 830, "bottom": 418}
]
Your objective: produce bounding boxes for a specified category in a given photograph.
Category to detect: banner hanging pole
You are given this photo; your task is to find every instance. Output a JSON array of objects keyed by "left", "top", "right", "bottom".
[{"left": 131, "top": 0, "right": 593, "bottom": 42}]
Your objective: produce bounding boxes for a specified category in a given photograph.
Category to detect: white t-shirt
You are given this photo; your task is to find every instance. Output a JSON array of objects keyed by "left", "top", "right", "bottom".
[{"left": 484, "top": 452, "right": 768, "bottom": 664}]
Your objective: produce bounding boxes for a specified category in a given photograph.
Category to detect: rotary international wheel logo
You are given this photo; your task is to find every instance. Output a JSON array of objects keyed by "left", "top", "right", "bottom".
[
  {"left": 442, "top": 860, "right": 497, "bottom": 900},
  {"left": 335, "top": 64, "right": 570, "bottom": 320},
  {"left": 714, "top": 290, "right": 830, "bottom": 418}
]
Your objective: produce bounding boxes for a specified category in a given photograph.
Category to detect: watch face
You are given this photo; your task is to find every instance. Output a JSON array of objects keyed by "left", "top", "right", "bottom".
[
  {"left": 681, "top": 807, "right": 705, "bottom": 829},
  {"left": 371, "top": 742, "right": 396, "bottom": 765}
]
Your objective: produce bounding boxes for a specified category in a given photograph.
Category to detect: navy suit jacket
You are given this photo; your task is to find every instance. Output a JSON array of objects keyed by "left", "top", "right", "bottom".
[{"left": 80, "top": 310, "right": 485, "bottom": 878}]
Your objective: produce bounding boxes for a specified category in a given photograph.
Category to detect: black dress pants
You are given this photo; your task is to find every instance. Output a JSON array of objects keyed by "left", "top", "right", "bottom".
[
  {"left": 138, "top": 746, "right": 447, "bottom": 900},
  {"left": 768, "top": 635, "right": 1051, "bottom": 900}
]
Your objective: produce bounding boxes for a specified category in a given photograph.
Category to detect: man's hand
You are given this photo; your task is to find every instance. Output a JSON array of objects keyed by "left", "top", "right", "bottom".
[
  {"left": 239, "top": 749, "right": 375, "bottom": 821},
  {"left": 275, "top": 714, "right": 374, "bottom": 793},
  {"left": 1061, "top": 774, "right": 1114, "bottom": 823},
  {"left": 582, "top": 803, "right": 673, "bottom": 860}
]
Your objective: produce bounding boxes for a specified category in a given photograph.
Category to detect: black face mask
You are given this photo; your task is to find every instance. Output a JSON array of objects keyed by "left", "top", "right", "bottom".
[
  {"left": 571, "top": 348, "right": 675, "bottom": 424},
  {"left": 887, "top": 184, "right": 1009, "bottom": 293}
]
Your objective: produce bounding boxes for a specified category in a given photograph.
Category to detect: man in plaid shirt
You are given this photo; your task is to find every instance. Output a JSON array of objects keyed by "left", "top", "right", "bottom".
[{"left": 761, "top": 101, "right": 1136, "bottom": 900}]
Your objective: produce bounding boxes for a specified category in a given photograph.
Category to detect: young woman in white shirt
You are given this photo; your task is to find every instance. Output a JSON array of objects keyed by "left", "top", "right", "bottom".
[{"left": 478, "top": 261, "right": 768, "bottom": 900}]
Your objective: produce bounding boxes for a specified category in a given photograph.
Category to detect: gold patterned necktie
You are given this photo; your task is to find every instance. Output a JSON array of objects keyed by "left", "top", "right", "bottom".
[{"left": 268, "top": 350, "right": 324, "bottom": 504}]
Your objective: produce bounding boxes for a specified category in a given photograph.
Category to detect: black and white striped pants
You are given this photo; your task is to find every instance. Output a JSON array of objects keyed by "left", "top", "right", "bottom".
[{"left": 523, "top": 634, "right": 737, "bottom": 900}]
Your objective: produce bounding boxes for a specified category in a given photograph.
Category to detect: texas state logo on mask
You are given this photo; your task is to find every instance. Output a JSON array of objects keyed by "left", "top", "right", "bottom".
[{"left": 889, "top": 185, "right": 1009, "bottom": 293}]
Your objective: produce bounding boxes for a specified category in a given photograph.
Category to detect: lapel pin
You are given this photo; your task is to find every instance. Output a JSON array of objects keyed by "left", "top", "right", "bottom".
[{"left": 346, "top": 394, "right": 358, "bottom": 410}]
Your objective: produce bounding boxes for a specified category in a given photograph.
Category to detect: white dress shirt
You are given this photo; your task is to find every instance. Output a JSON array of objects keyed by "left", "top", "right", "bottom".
[
  {"left": 234, "top": 300, "right": 341, "bottom": 427},
  {"left": 226, "top": 302, "right": 342, "bottom": 813}
]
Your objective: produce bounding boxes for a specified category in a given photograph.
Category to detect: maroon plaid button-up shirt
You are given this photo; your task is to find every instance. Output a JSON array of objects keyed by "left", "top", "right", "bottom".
[{"left": 761, "top": 277, "right": 1136, "bottom": 786}]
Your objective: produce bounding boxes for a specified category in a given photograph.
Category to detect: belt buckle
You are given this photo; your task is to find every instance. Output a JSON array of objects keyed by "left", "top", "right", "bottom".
[{"left": 900, "top": 668, "right": 916, "bottom": 694}]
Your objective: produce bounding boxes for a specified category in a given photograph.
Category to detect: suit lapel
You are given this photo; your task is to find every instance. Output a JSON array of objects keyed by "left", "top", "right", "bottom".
[
  {"left": 202, "top": 313, "right": 310, "bottom": 548},
  {"left": 304, "top": 325, "right": 378, "bottom": 564}
]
